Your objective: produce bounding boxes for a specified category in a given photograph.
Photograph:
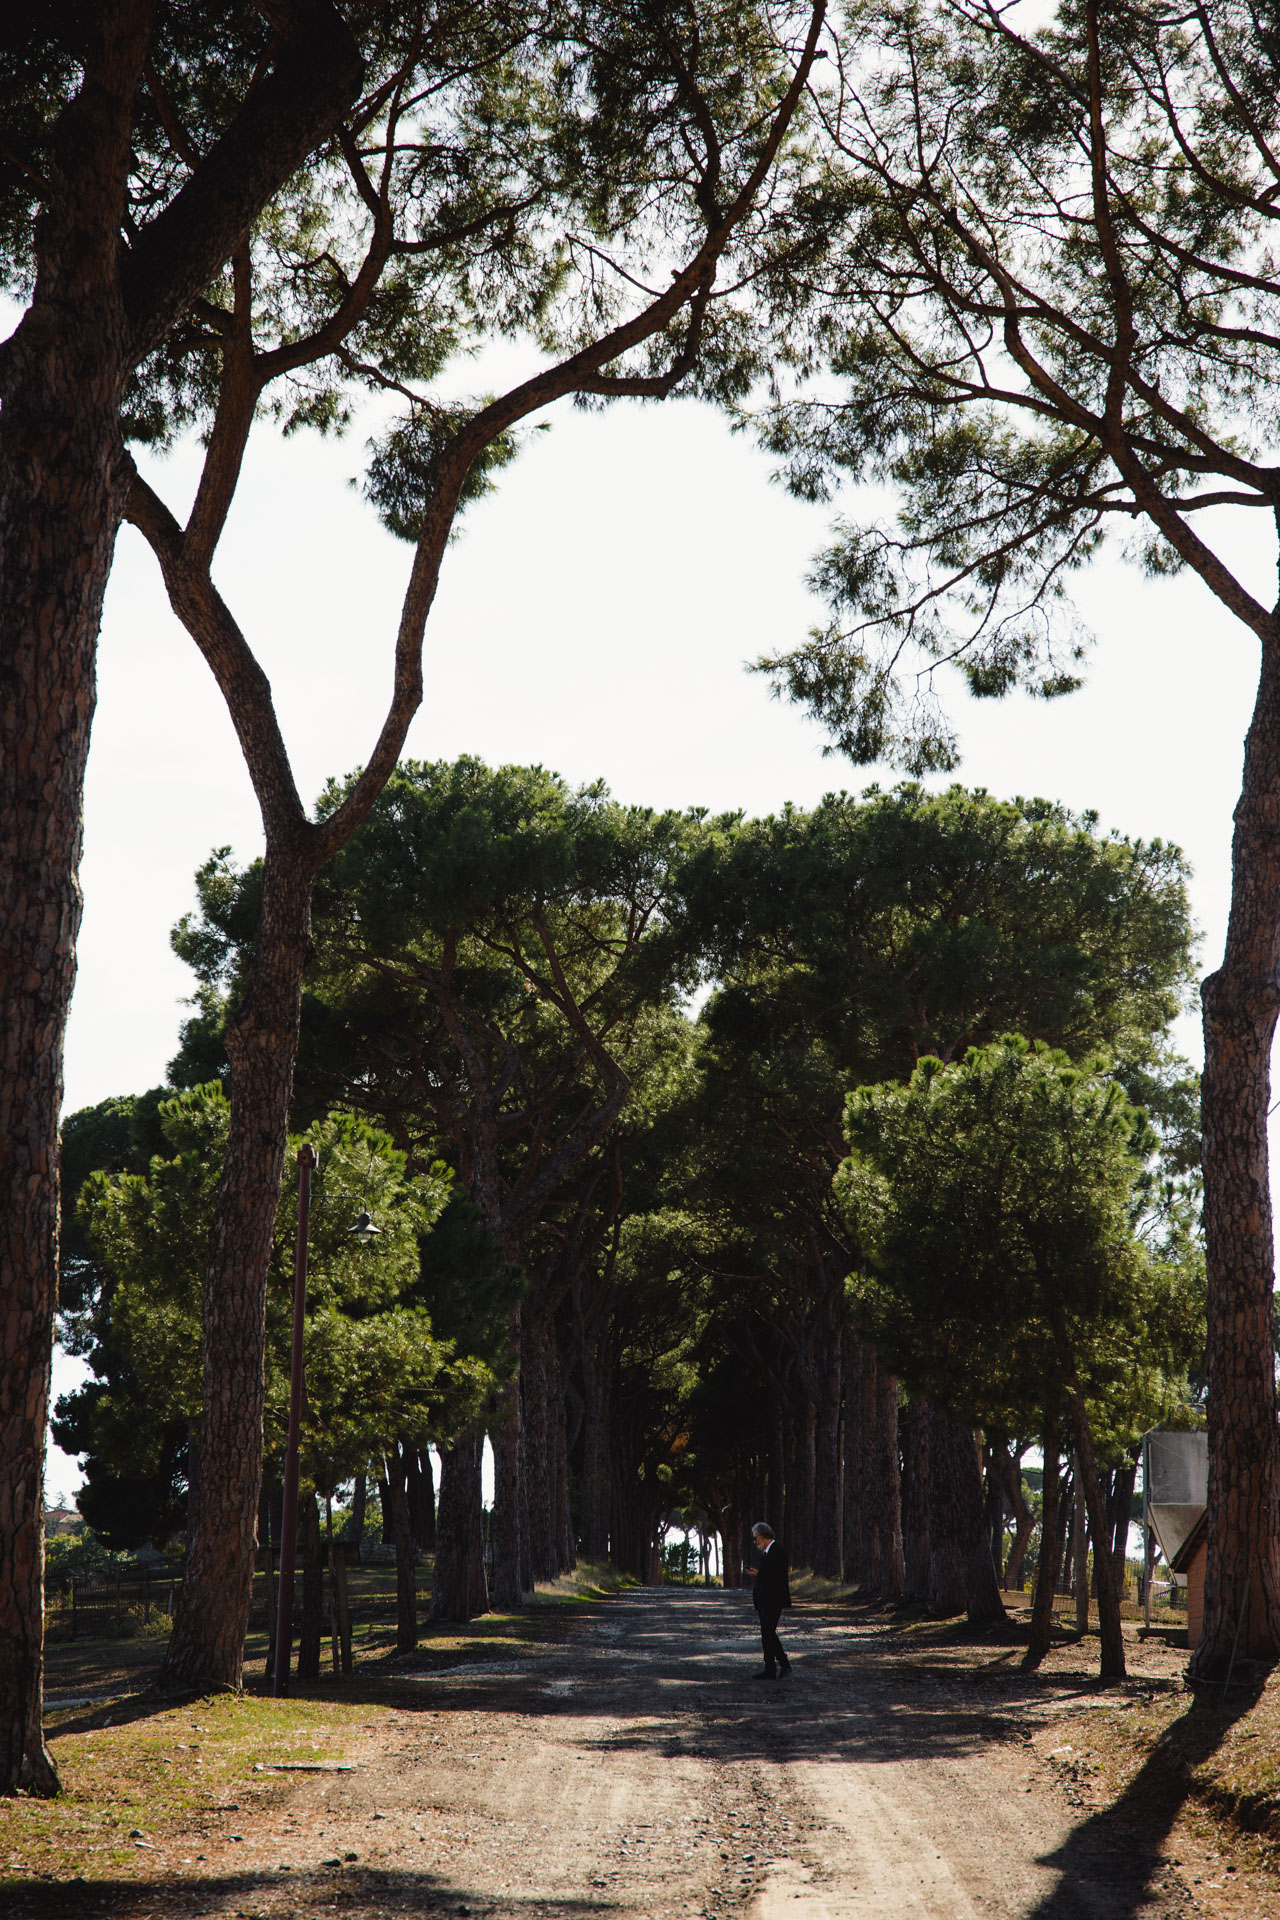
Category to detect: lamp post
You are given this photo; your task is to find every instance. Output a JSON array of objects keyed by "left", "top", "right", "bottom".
[{"left": 272, "top": 1144, "right": 315, "bottom": 1697}]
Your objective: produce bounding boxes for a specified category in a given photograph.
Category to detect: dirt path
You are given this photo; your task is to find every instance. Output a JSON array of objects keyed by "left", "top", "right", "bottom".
[{"left": 17, "top": 1587, "right": 1273, "bottom": 1919}]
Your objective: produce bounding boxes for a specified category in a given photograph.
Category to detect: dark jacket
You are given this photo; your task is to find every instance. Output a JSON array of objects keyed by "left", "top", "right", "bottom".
[{"left": 751, "top": 1542, "right": 791, "bottom": 1614}]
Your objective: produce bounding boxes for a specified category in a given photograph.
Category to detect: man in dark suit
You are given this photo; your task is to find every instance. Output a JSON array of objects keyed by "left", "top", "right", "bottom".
[{"left": 747, "top": 1521, "right": 791, "bottom": 1678}]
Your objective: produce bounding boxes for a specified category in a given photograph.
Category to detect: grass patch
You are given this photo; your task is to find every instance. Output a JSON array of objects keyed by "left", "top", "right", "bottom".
[
  {"left": 1, "top": 1691, "right": 376, "bottom": 1887},
  {"left": 1060, "top": 1661, "right": 1280, "bottom": 1876}
]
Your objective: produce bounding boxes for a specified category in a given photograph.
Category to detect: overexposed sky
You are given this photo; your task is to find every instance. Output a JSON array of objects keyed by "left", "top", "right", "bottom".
[{"left": 45, "top": 377, "right": 1274, "bottom": 1501}]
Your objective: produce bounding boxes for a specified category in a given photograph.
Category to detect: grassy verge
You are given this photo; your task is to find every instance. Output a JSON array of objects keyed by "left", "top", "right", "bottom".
[{"left": 1, "top": 1690, "right": 375, "bottom": 1885}]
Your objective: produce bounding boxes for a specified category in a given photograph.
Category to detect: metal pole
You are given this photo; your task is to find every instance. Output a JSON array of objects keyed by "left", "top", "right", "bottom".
[{"left": 273, "top": 1143, "right": 315, "bottom": 1697}]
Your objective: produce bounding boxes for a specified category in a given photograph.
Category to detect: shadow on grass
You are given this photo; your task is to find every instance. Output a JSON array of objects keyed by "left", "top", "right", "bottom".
[
  {"left": 1027, "top": 1679, "right": 1268, "bottom": 1920},
  {"left": 2, "top": 1862, "right": 614, "bottom": 1918}
]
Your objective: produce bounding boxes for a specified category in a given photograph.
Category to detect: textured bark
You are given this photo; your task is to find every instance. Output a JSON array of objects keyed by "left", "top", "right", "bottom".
[
  {"left": 945, "top": 1417, "right": 1005, "bottom": 1625},
  {"left": 858, "top": 1340, "right": 884, "bottom": 1593},
  {"left": 1027, "top": 1419, "right": 1063, "bottom": 1664},
  {"left": 407, "top": 1447, "right": 435, "bottom": 1552},
  {"left": 1197, "top": 637, "right": 1280, "bottom": 1670},
  {"left": 0, "top": 0, "right": 152, "bottom": 1798},
  {"left": 925, "top": 1406, "right": 967, "bottom": 1615},
  {"left": 490, "top": 1392, "right": 526, "bottom": 1608},
  {"left": 900, "top": 1398, "right": 931, "bottom": 1601},
  {"left": 522, "top": 1305, "right": 558, "bottom": 1581},
  {"left": 0, "top": 0, "right": 362, "bottom": 1768},
  {"left": 431, "top": 1438, "right": 488, "bottom": 1622},
  {"left": 161, "top": 848, "right": 314, "bottom": 1688}
]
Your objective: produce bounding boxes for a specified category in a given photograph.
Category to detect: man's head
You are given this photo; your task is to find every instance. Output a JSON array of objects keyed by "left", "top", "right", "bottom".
[{"left": 752, "top": 1521, "right": 775, "bottom": 1547}]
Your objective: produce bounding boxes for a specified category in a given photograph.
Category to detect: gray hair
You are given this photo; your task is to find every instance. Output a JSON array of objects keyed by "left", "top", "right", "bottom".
[{"left": 752, "top": 1521, "right": 775, "bottom": 1540}]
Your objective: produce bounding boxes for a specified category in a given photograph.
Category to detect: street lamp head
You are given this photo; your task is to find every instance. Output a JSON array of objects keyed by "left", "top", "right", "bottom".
[{"left": 349, "top": 1210, "right": 382, "bottom": 1244}]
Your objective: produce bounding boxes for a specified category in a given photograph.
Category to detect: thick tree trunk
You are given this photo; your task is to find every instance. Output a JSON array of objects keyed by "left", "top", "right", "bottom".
[
  {"left": 431, "top": 1437, "right": 488, "bottom": 1622},
  {"left": 490, "top": 1393, "right": 525, "bottom": 1608},
  {"left": 901, "top": 1398, "right": 930, "bottom": 1601},
  {"left": 161, "top": 847, "right": 314, "bottom": 1689},
  {"left": 925, "top": 1405, "right": 967, "bottom": 1615},
  {"left": 0, "top": 0, "right": 152, "bottom": 1795},
  {"left": 407, "top": 1447, "right": 435, "bottom": 1552},
  {"left": 1027, "top": 1417, "right": 1063, "bottom": 1664},
  {"left": 522, "top": 1304, "right": 558, "bottom": 1581},
  {"left": 1198, "top": 636, "right": 1280, "bottom": 1671}
]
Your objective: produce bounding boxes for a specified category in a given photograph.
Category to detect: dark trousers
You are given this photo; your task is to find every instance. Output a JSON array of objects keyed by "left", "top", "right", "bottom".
[{"left": 758, "top": 1605, "right": 788, "bottom": 1673}]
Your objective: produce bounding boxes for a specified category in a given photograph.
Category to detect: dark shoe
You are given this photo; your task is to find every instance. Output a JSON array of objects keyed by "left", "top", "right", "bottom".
[
  {"left": 751, "top": 1668, "right": 776, "bottom": 1680},
  {"left": 777, "top": 1662, "right": 792, "bottom": 1677}
]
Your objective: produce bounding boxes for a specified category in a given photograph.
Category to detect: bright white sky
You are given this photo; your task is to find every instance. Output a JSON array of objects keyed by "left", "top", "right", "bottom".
[{"left": 43, "top": 373, "right": 1278, "bottom": 1503}]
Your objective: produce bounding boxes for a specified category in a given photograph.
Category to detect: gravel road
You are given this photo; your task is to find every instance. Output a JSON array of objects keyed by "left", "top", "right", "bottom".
[{"left": 200, "top": 1585, "right": 1202, "bottom": 1920}]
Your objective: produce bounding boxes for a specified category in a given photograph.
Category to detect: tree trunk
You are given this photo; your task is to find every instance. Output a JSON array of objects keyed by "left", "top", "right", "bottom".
[
  {"left": 811, "top": 1314, "right": 843, "bottom": 1578},
  {"left": 522, "top": 1304, "right": 558, "bottom": 1581},
  {"left": 1062, "top": 1384, "right": 1125, "bottom": 1680},
  {"left": 1027, "top": 1416, "right": 1063, "bottom": 1664},
  {"left": 0, "top": 0, "right": 152, "bottom": 1794},
  {"left": 875, "top": 1364, "right": 906, "bottom": 1600},
  {"left": 384, "top": 1450, "right": 417, "bottom": 1652},
  {"left": 330, "top": 1537, "right": 353, "bottom": 1676},
  {"left": 297, "top": 1489, "right": 323, "bottom": 1680},
  {"left": 1073, "top": 1465, "right": 1089, "bottom": 1634},
  {"left": 858, "top": 1341, "right": 883, "bottom": 1594},
  {"left": 490, "top": 1392, "right": 525, "bottom": 1608},
  {"left": 431, "top": 1437, "right": 488, "bottom": 1622},
  {"left": 791, "top": 1395, "right": 817, "bottom": 1572},
  {"left": 407, "top": 1447, "right": 435, "bottom": 1552},
  {"left": 1198, "top": 636, "right": 1280, "bottom": 1671},
  {"left": 926, "top": 1405, "right": 967, "bottom": 1615},
  {"left": 579, "top": 1328, "right": 610, "bottom": 1563},
  {"left": 1110, "top": 1457, "right": 1137, "bottom": 1599},
  {"left": 351, "top": 1472, "right": 367, "bottom": 1564},
  {"left": 901, "top": 1397, "right": 930, "bottom": 1601},
  {"left": 842, "top": 1338, "right": 866, "bottom": 1587},
  {"left": 161, "top": 846, "right": 315, "bottom": 1689},
  {"left": 994, "top": 1444, "right": 1036, "bottom": 1593},
  {"left": 1046, "top": 1306, "right": 1124, "bottom": 1678}
]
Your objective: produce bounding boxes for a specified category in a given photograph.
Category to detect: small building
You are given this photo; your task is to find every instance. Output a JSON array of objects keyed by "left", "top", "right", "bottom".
[{"left": 1170, "top": 1511, "right": 1207, "bottom": 1648}]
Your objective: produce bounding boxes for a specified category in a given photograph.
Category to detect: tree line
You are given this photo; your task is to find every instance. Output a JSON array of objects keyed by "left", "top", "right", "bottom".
[
  {"left": 5, "top": 0, "right": 1280, "bottom": 1792},
  {"left": 58, "top": 764, "right": 1203, "bottom": 1688}
]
